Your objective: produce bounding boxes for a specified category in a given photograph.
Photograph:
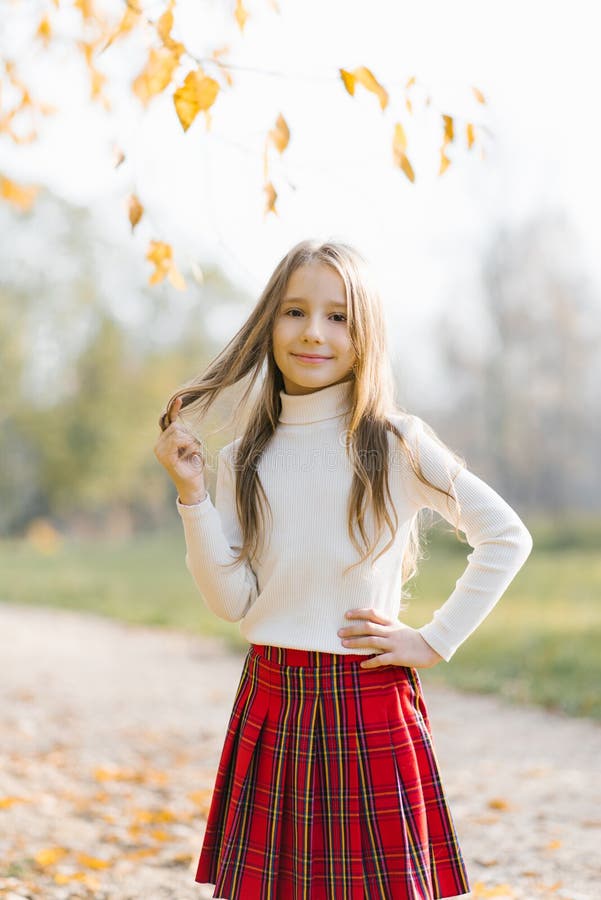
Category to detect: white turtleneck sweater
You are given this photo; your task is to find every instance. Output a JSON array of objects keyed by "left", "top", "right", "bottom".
[{"left": 175, "top": 380, "right": 533, "bottom": 662}]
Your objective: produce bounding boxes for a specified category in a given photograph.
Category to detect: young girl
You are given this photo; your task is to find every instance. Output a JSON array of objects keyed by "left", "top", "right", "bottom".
[{"left": 154, "top": 239, "right": 533, "bottom": 900}]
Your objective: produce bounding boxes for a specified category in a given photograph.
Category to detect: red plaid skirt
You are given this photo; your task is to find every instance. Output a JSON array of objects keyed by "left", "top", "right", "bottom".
[{"left": 195, "top": 643, "right": 471, "bottom": 899}]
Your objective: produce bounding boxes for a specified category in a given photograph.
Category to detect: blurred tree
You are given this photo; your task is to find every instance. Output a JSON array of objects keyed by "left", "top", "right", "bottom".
[
  {"left": 0, "top": 187, "right": 252, "bottom": 535},
  {"left": 432, "top": 209, "right": 601, "bottom": 513}
]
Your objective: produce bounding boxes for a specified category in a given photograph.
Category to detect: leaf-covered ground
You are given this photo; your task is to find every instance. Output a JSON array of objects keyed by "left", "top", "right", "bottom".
[{"left": 0, "top": 602, "right": 599, "bottom": 899}]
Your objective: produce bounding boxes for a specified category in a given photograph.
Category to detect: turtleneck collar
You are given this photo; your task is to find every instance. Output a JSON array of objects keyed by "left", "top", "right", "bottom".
[{"left": 278, "top": 379, "right": 354, "bottom": 425}]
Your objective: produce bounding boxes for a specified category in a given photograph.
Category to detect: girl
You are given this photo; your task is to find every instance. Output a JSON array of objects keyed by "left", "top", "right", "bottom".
[{"left": 154, "top": 239, "right": 533, "bottom": 900}]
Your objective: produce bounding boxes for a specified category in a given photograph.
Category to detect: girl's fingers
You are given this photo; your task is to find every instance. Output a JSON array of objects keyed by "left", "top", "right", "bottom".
[
  {"left": 346, "top": 608, "right": 393, "bottom": 626},
  {"left": 159, "top": 396, "right": 183, "bottom": 431}
]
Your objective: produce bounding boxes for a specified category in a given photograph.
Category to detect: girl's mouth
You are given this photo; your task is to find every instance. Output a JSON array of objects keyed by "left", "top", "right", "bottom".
[{"left": 292, "top": 353, "right": 333, "bottom": 363}]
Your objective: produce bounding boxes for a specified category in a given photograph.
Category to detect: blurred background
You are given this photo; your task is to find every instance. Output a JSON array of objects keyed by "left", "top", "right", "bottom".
[{"left": 2, "top": 0, "right": 600, "bottom": 722}]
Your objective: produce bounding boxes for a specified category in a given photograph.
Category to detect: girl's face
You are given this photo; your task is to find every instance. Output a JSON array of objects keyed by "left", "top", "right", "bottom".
[{"left": 272, "top": 262, "right": 356, "bottom": 395}]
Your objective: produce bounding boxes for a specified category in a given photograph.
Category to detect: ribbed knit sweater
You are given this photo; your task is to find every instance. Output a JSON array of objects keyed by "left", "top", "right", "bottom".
[{"left": 176, "top": 379, "right": 533, "bottom": 662}]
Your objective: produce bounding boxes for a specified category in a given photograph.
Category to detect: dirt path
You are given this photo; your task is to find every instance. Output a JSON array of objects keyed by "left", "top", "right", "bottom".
[{"left": 0, "top": 603, "right": 599, "bottom": 900}]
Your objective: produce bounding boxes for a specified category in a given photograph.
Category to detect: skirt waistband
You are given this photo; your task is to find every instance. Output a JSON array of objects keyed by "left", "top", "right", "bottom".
[{"left": 250, "top": 643, "right": 381, "bottom": 668}]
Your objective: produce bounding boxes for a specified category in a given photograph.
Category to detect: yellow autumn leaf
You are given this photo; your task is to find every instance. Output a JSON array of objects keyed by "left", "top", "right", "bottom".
[
  {"left": 54, "top": 872, "right": 91, "bottom": 885},
  {"left": 472, "top": 85, "right": 486, "bottom": 104},
  {"left": 100, "top": 5, "right": 141, "bottom": 52},
  {"left": 127, "top": 193, "right": 143, "bottom": 230},
  {"left": 339, "top": 66, "right": 388, "bottom": 110},
  {"left": 121, "top": 847, "right": 160, "bottom": 860},
  {"left": 0, "top": 175, "right": 39, "bottom": 210},
  {"left": 442, "top": 114, "right": 454, "bottom": 143},
  {"left": 399, "top": 155, "right": 415, "bottom": 182},
  {"left": 264, "top": 181, "right": 277, "bottom": 215},
  {"left": 393, "top": 121, "right": 407, "bottom": 153},
  {"left": 90, "top": 67, "right": 106, "bottom": 101},
  {"left": 392, "top": 124, "right": 414, "bottom": 182},
  {"left": 157, "top": 1, "right": 174, "bottom": 43},
  {"left": 75, "top": 852, "right": 113, "bottom": 869},
  {"left": 113, "top": 145, "right": 126, "bottom": 167},
  {"left": 92, "top": 765, "right": 145, "bottom": 782},
  {"left": 340, "top": 68, "right": 355, "bottom": 95},
  {"left": 132, "top": 807, "right": 176, "bottom": 824},
  {"left": 466, "top": 122, "right": 476, "bottom": 148},
  {"left": 74, "top": 0, "right": 95, "bottom": 20},
  {"left": 149, "top": 829, "right": 171, "bottom": 841},
  {"left": 173, "top": 69, "right": 220, "bottom": 132},
  {"left": 0, "top": 795, "right": 27, "bottom": 808},
  {"left": 146, "top": 240, "right": 186, "bottom": 290},
  {"left": 234, "top": 0, "right": 248, "bottom": 31},
  {"left": 487, "top": 797, "right": 510, "bottom": 810},
  {"left": 471, "top": 882, "right": 516, "bottom": 897},
  {"left": 35, "top": 846, "right": 69, "bottom": 867},
  {"left": 57, "top": 872, "right": 101, "bottom": 889},
  {"left": 439, "top": 148, "right": 451, "bottom": 175},
  {"left": 268, "top": 113, "right": 290, "bottom": 153},
  {"left": 545, "top": 838, "right": 562, "bottom": 850},
  {"left": 133, "top": 46, "right": 181, "bottom": 106},
  {"left": 36, "top": 16, "right": 52, "bottom": 45}
]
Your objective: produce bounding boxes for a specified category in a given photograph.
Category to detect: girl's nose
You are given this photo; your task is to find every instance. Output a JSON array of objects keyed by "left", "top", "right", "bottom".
[{"left": 301, "top": 320, "right": 325, "bottom": 339}]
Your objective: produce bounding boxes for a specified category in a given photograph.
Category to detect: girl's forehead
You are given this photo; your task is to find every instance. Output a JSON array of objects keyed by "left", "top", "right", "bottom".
[{"left": 284, "top": 262, "right": 346, "bottom": 300}]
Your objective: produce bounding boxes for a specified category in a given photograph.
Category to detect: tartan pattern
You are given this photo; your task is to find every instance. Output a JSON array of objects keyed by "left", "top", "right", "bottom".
[{"left": 196, "top": 644, "right": 471, "bottom": 899}]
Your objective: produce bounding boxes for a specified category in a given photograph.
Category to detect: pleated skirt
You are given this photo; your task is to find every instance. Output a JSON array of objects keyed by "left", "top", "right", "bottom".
[{"left": 195, "top": 643, "right": 471, "bottom": 900}]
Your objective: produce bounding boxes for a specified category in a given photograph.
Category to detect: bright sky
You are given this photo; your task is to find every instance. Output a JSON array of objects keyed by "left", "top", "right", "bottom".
[{"left": 4, "top": 0, "right": 601, "bottom": 402}]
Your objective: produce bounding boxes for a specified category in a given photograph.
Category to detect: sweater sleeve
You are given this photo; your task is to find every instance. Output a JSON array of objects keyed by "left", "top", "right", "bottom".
[
  {"left": 175, "top": 445, "right": 259, "bottom": 622},
  {"left": 399, "top": 417, "right": 533, "bottom": 662}
]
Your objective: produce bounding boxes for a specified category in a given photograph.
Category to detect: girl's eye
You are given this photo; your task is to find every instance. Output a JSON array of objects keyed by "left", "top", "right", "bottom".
[{"left": 284, "top": 309, "right": 347, "bottom": 322}]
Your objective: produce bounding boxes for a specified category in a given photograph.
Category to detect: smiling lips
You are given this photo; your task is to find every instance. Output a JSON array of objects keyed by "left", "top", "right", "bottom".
[{"left": 293, "top": 353, "right": 333, "bottom": 362}]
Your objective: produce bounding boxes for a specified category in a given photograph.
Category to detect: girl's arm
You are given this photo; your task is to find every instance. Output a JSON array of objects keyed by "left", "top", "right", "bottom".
[
  {"left": 399, "top": 416, "right": 533, "bottom": 662},
  {"left": 176, "top": 445, "right": 259, "bottom": 622}
]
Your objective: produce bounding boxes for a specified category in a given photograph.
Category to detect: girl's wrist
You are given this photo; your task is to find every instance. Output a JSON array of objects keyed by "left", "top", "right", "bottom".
[{"left": 178, "top": 488, "right": 208, "bottom": 505}]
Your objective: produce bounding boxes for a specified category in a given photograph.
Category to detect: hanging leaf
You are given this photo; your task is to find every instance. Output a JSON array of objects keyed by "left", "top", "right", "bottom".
[
  {"left": 339, "top": 66, "right": 388, "bottom": 110},
  {"left": 173, "top": 68, "right": 220, "bottom": 132},
  {"left": 268, "top": 113, "right": 290, "bottom": 153},
  {"left": 133, "top": 45, "right": 182, "bottom": 106},
  {"left": 74, "top": 0, "right": 95, "bottom": 20},
  {"left": 442, "top": 114, "right": 454, "bottom": 143},
  {"left": 36, "top": 16, "right": 52, "bottom": 46},
  {"left": 264, "top": 181, "right": 277, "bottom": 214},
  {"left": 157, "top": 2, "right": 174, "bottom": 43},
  {"left": 127, "top": 194, "right": 143, "bottom": 230},
  {"left": 472, "top": 85, "right": 486, "bottom": 104},
  {"left": 439, "top": 148, "right": 451, "bottom": 175},
  {"left": 392, "top": 123, "right": 414, "bottom": 182},
  {"left": 146, "top": 240, "right": 186, "bottom": 289},
  {"left": 113, "top": 145, "right": 126, "bottom": 167},
  {"left": 234, "top": 0, "right": 249, "bottom": 31},
  {"left": 466, "top": 122, "right": 476, "bottom": 149},
  {"left": 100, "top": 5, "right": 141, "bottom": 52}
]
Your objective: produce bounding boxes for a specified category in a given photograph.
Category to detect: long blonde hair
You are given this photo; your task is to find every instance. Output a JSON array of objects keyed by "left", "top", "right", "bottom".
[{"left": 160, "top": 239, "right": 467, "bottom": 605}]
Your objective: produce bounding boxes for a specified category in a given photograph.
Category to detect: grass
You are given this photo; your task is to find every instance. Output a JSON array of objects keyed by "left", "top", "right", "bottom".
[{"left": 1, "top": 515, "right": 599, "bottom": 720}]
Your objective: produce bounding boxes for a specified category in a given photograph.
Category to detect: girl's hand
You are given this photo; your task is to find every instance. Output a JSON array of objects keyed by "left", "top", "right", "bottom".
[
  {"left": 154, "top": 396, "right": 207, "bottom": 501},
  {"left": 338, "top": 608, "right": 444, "bottom": 669}
]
